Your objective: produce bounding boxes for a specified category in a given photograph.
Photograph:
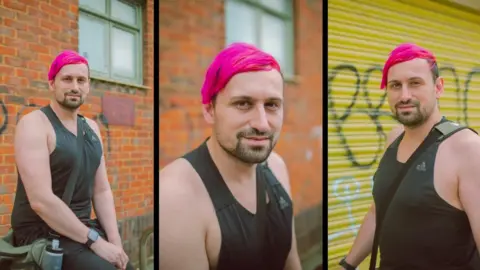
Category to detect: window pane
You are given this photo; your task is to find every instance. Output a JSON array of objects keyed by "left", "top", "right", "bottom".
[
  {"left": 260, "top": 13, "right": 287, "bottom": 71},
  {"left": 111, "top": 28, "right": 136, "bottom": 78},
  {"left": 259, "top": 0, "right": 289, "bottom": 14},
  {"left": 79, "top": 0, "right": 106, "bottom": 14},
  {"left": 111, "top": 0, "right": 137, "bottom": 26},
  {"left": 225, "top": 0, "right": 256, "bottom": 45},
  {"left": 78, "top": 14, "right": 108, "bottom": 73}
]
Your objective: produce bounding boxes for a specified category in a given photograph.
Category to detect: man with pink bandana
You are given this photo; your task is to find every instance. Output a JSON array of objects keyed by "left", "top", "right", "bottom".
[
  {"left": 339, "top": 44, "right": 480, "bottom": 269},
  {"left": 11, "top": 50, "right": 133, "bottom": 270},
  {"left": 160, "top": 43, "right": 302, "bottom": 270}
]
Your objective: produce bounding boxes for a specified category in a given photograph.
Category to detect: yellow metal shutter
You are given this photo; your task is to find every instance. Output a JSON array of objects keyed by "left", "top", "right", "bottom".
[{"left": 327, "top": 0, "right": 480, "bottom": 269}]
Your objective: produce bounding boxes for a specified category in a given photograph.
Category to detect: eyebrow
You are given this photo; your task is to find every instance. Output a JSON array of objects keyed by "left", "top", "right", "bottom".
[
  {"left": 387, "top": 77, "right": 425, "bottom": 84},
  {"left": 230, "top": 96, "right": 283, "bottom": 102}
]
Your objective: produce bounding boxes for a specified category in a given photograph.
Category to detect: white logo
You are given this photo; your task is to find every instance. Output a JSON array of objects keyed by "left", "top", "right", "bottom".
[{"left": 416, "top": 161, "right": 426, "bottom": 171}]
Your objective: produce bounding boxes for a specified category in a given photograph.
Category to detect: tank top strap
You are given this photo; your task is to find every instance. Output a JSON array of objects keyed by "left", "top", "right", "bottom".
[
  {"left": 40, "top": 105, "right": 64, "bottom": 131},
  {"left": 259, "top": 162, "right": 292, "bottom": 208},
  {"left": 182, "top": 140, "right": 235, "bottom": 212}
]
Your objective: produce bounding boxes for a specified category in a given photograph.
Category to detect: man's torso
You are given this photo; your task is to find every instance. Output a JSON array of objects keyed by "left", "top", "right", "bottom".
[
  {"left": 373, "top": 127, "right": 480, "bottom": 269},
  {"left": 178, "top": 141, "right": 293, "bottom": 270},
  {"left": 11, "top": 105, "right": 103, "bottom": 245}
]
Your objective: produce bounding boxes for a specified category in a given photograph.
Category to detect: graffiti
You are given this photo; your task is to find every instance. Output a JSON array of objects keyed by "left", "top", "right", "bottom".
[
  {"left": 0, "top": 101, "right": 7, "bottom": 135},
  {"left": 328, "top": 63, "right": 480, "bottom": 168},
  {"left": 328, "top": 175, "right": 374, "bottom": 242}
]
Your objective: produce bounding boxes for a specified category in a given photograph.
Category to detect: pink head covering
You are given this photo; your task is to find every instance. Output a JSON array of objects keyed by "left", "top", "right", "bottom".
[
  {"left": 200, "top": 42, "right": 282, "bottom": 104},
  {"left": 48, "top": 50, "right": 89, "bottom": 81},
  {"left": 380, "top": 43, "right": 437, "bottom": 89}
]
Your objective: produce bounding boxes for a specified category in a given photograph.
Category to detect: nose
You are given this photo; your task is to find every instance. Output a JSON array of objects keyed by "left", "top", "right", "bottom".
[
  {"left": 400, "top": 84, "right": 412, "bottom": 101},
  {"left": 250, "top": 106, "right": 270, "bottom": 132}
]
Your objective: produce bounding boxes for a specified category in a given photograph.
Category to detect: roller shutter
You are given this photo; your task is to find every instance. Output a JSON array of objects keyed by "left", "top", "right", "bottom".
[{"left": 327, "top": 0, "right": 480, "bottom": 269}]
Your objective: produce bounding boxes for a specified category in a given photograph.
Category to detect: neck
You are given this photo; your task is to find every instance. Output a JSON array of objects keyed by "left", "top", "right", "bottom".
[
  {"left": 206, "top": 137, "right": 257, "bottom": 183},
  {"left": 49, "top": 101, "right": 78, "bottom": 121},
  {"left": 402, "top": 110, "right": 442, "bottom": 143}
]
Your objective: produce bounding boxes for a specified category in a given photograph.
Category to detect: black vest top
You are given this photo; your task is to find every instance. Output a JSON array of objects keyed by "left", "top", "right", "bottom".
[
  {"left": 11, "top": 105, "right": 103, "bottom": 246},
  {"left": 372, "top": 132, "right": 480, "bottom": 270},
  {"left": 183, "top": 141, "right": 293, "bottom": 270}
]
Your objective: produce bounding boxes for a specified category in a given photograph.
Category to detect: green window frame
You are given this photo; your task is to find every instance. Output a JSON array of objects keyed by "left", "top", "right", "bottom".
[
  {"left": 78, "top": 0, "right": 144, "bottom": 85},
  {"left": 225, "top": 0, "right": 295, "bottom": 78}
]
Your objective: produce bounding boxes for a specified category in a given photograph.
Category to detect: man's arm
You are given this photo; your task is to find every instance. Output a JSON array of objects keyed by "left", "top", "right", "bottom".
[
  {"left": 457, "top": 133, "right": 480, "bottom": 253},
  {"left": 14, "top": 112, "right": 90, "bottom": 243},
  {"left": 88, "top": 119, "right": 122, "bottom": 246},
  {"left": 159, "top": 161, "right": 209, "bottom": 270},
  {"left": 343, "top": 125, "right": 404, "bottom": 267},
  {"left": 268, "top": 152, "right": 302, "bottom": 270}
]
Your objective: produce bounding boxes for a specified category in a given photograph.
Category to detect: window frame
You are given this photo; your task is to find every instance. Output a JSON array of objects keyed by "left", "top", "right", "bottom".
[
  {"left": 78, "top": 0, "right": 144, "bottom": 85},
  {"left": 225, "top": 0, "right": 295, "bottom": 77}
]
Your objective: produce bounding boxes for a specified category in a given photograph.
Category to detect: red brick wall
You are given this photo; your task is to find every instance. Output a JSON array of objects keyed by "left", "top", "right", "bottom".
[
  {"left": 159, "top": 0, "right": 322, "bottom": 214},
  {"left": 0, "top": 0, "right": 154, "bottom": 262}
]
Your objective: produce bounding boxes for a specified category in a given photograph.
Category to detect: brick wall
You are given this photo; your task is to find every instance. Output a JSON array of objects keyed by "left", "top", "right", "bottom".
[
  {"left": 159, "top": 0, "right": 322, "bottom": 263},
  {"left": 0, "top": 0, "right": 154, "bottom": 266}
]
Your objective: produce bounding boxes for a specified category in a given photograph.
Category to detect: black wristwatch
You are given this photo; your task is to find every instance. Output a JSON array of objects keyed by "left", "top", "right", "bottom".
[
  {"left": 85, "top": 228, "right": 99, "bottom": 248},
  {"left": 339, "top": 256, "right": 356, "bottom": 270}
]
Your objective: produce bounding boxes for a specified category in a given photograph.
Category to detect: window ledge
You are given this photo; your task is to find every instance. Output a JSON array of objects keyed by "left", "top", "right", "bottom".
[
  {"left": 284, "top": 74, "right": 301, "bottom": 85},
  {"left": 90, "top": 75, "right": 151, "bottom": 91}
]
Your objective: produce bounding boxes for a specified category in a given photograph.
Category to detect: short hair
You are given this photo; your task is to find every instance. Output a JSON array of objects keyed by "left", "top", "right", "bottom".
[
  {"left": 200, "top": 42, "right": 282, "bottom": 104},
  {"left": 48, "top": 50, "right": 89, "bottom": 81},
  {"left": 381, "top": 43, "right": 439, "bottom": 89}
]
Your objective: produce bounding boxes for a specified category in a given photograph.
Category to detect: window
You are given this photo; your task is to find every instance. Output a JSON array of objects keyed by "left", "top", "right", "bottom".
[
  {"left": 79, "top": 0, "right": 143, "bottom": 85},
  {"left": 225, "top": 0, "right": 294, "bottom": 77}
]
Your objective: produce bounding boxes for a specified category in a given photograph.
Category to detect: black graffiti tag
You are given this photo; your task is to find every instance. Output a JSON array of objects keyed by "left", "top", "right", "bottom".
[{"left": 328, "top": 64, "right": 391, "bottom": 169}]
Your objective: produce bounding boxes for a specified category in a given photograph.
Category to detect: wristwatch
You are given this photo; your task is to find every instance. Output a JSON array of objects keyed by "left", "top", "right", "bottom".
[
  {"left": 339, "top": 256, "right": 356, "bottom": 270},
  {"left": 86, "top": 228, "right": 99, "bottom": 248}
]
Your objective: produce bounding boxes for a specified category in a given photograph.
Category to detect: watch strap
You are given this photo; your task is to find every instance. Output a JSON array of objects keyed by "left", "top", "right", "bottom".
[{"left": 339, "top": 257, "right": 356, "bottom": 270}]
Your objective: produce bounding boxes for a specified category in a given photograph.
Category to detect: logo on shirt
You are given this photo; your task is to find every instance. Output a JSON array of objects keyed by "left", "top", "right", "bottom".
[
  {"left": 416, "top": 161, "right": 426, "bottom": 172},
  {"left": 278, "top": 196, "right": 289, "bottom": 210}
]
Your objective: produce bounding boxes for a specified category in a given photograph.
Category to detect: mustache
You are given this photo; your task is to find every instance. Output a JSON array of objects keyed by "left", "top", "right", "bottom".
[
  {"left": 237, "top": 129, "right": 273, "bottom": 139},
  {"left": 395, "top": 99, "right": 419, "bottom": 108},
  {"left": 64, "top": 90, "right": 81, "bottom": 96}
]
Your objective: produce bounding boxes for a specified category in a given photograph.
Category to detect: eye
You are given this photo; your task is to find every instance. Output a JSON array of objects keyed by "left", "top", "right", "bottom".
[
  {"left": 265, "top": 102, "right": 280, "bottom": 110},
  {"left": 235, "top": 101, "right": 252, "bottom": 110}
]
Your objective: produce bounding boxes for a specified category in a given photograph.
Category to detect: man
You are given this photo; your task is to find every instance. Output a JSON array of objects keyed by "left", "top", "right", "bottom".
[
  {"left": 339, "top": 43, "right": 480, "bottom": 269},
  {"left": 160, "top": 43, "right": 302, "bottom": 270},
  {"left": 11, "top": 50, "right": 134, "bottom": 270}
]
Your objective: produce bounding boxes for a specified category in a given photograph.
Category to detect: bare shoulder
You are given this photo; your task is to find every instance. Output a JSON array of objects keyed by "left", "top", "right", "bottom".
[
  {"left": 448, "top": 128, "right": 480, "bottom": 160},
  {"left": 16, "top": 109, "right": 48, "bottom": 134},
  {"left": 385, "top": 125, "right": 404, "bottom": 147},
  {"left": 159, "top": 158, "right": 205, "bottom": 205},
  {"left": 266, "top": 151, "right": 291, "bottom": 195}
]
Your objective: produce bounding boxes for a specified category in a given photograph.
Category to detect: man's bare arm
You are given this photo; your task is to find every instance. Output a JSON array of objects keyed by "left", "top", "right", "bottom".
[
  {"left": 343, "top": 125, "right": 404, "bottom": 267},
  {"left": 14, "top": 112, "right": 90, "bottom": 243},
  {"left": 268, "top": 152, "right": 302, "bottom": 270},
  {"left": 457, "top": 133, "right": 480, "bottom": 253},
  {"left": 89, "top": 119, "right": 122, "bottom": 246},
  {"left": 159, "top": 161, "right": 209, "bottom": 270}
]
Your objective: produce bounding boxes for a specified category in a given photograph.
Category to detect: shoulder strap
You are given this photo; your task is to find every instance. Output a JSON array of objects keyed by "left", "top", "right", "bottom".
[
  {"left": 256, "top": 164, "right": 267, "bottom": 267},
  {"left": 369, "top": 120, "right": 472, "bottom": 270},
  {"left": 61, "top": 115, "right": 85, "bottom": 206}
]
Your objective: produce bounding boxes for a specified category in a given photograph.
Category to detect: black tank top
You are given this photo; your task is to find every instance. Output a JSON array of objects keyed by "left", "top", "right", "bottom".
[
  {"left": 11, "top": 105, "right": 103, "bottom": 246},
  {"left": 183, "top": 140, "right": 293, "bottom": 270},
  {"left": 372, "top": 132, "right": 480, "bottom": 270}
]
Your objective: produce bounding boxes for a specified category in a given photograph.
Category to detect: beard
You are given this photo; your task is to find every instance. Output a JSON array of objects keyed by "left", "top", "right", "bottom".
[
  {"left": 57, "top": 91, "right": 84, "bottom": 110},
  {"left": 392, "top": 99, "right": 432, "bottom": 128},
  {"left": 217, "top": 128, "right": 277, "bottom": 164}
]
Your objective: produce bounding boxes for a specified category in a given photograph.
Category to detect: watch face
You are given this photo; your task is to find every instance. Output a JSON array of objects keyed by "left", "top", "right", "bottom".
[{"left": 88, "top": 229, "right": 99, "bottom": 241}]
